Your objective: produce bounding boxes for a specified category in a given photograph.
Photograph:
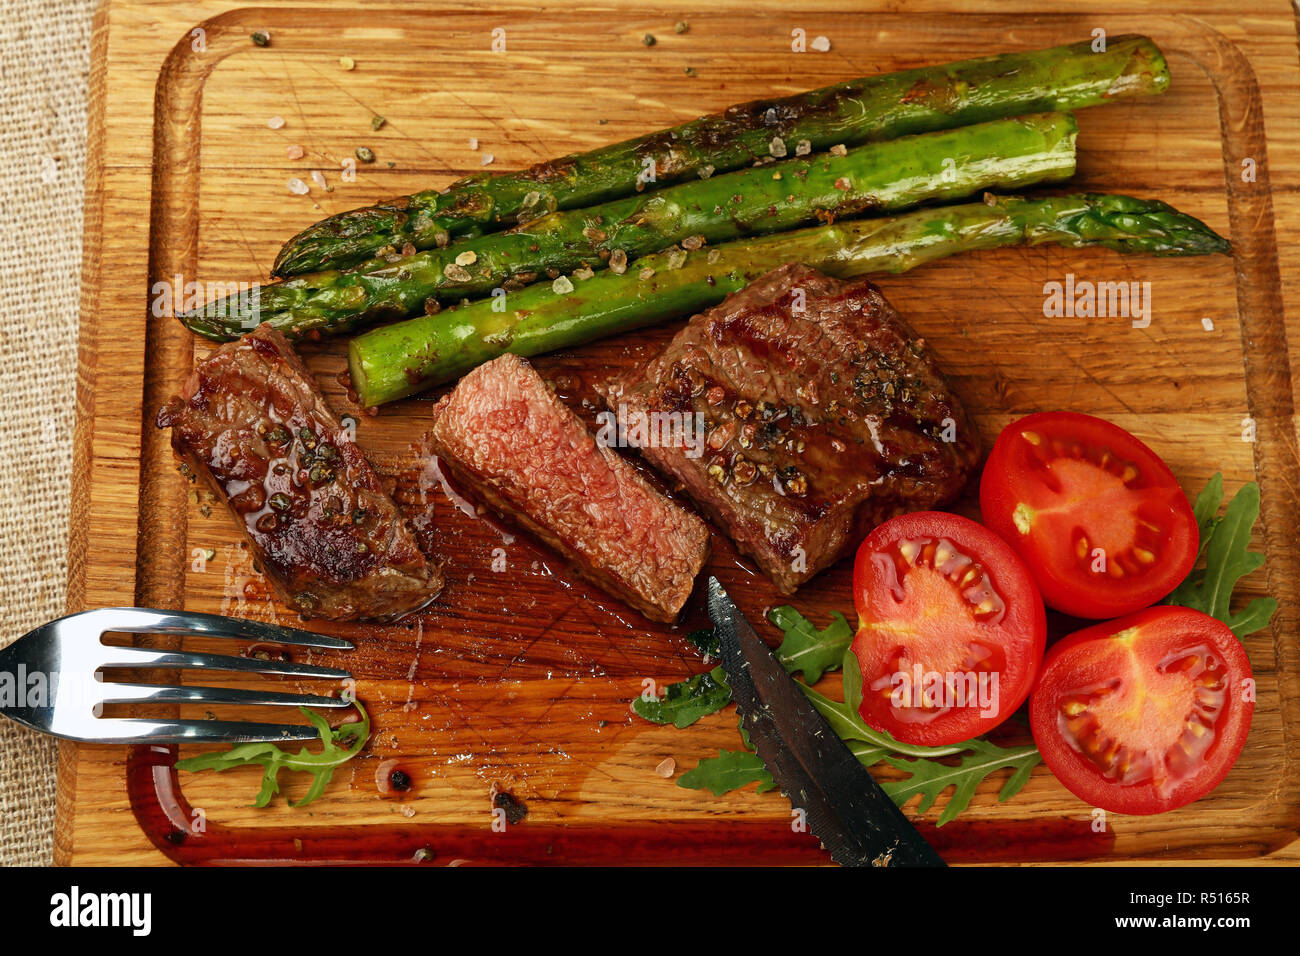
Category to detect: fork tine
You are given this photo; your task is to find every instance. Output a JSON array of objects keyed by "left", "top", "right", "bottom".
[
  {"left": 97, "top": 646, "right": 352, "bottom": 679},
  {"left": 97, "top": 682, "right": 352, "bottom": 708},
  {"left": 84, "top": 717, "right": 328, "bottom": 745},
  {"left": 76, "top": 607, "right": 353, "bottom": 649}
]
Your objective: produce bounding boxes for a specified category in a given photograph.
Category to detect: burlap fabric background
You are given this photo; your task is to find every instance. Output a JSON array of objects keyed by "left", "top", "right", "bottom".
[{"left": 0, "top": 0, "right": 95, "bottom": 866}]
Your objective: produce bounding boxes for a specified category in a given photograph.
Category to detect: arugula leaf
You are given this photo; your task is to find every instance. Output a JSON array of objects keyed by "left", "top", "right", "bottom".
[
  {"left": 880, "top": 740, "right": 1042, "bottom": 827},
  {"left": 633, "top": 608, "right": 853, "bottom": 727},
  {"left": 684, "top": 628, "right": 720, "bottom": 657},
  {"left": 174, "top": 699, "right": 370, "bottom": 808},
  {"left": 1166, "top": 476, "right": 1277, "bottom": 638},
  {"left": 1223, "top": 597, "right": 1277, "bottom": 638},
  {"left": 678, "top": 749, "right": 776, "bottom": 796},
  {"left": 679, "top": 736, "right": 889, "bottom": 797},
  {"left": 1188, "top": 472, "right": 1224, "bottom": 561},
  {"left": 632, "top": 666, "right": 731, "bottom": 728},
  {"left": 768, "top": 606, "right": 854, "bottom": 684}
]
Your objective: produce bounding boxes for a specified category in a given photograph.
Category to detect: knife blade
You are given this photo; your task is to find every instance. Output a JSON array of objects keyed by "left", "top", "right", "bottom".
[{"left": 707, "top": 576, "right": 945, "bottom": 867}]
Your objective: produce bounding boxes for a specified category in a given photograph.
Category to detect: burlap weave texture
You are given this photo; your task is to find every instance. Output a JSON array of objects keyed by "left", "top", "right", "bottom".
[{"left": 0, "top": 0, "right": 95, "bottom": 866}]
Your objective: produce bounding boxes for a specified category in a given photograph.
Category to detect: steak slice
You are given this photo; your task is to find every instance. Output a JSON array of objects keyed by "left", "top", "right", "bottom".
[
  {"left": 602, "top": 263, "right": 980, "bottom": 594},
  {"left": 426, "top": 353, "right": 710, "bottom": 623},
  {"left": 157, "top": 323, "right": 442, "bottom": 621}
]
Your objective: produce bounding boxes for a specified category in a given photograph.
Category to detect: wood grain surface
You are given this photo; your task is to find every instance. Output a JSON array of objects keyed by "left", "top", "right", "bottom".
[{"left": 57, "top": 0, "right": 1300, "bottom": 865}]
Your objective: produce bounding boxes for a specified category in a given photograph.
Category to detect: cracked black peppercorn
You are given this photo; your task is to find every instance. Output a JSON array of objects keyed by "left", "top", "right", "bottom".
[{"left": 492, "top": 790, "right": 528, "bottom": 824}]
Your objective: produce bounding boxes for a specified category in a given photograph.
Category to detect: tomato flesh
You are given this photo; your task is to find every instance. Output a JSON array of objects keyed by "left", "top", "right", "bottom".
[
  {"left": 980, "top": 412, "right": 1198, "bottom": 618},
  {"left": 852, "top": 512, "right": 1047, "bottom": 746},
  {"left": 1030, "top": 607, "right": 1253, "bottom": 814}
]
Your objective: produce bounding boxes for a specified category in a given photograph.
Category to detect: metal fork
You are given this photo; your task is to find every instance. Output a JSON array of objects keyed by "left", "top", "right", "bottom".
[{"left": 0, "top": 607, "right": 354, "bottom": 744}]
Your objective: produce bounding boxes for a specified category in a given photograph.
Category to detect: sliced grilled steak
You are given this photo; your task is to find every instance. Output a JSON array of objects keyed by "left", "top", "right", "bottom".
[
  {"left": 426, "top": 353, "right": 710, "bottom": 623},
  {"left": 157, "top": 323, "right": 442, "bottom": 621},
  {"left": 602, "top": 263, "right": 980, "bottom": 594}
]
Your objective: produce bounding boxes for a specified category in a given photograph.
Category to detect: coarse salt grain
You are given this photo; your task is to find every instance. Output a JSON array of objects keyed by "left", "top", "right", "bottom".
[
  {"left": 455, "top": 250, "right": 478, "bottom": 267},
  {"left": 769, "top": 136, "right": 787, "bottom": 158},
  {"left": 286, "top": 144, "right": 305, "bottom": 160},
  {"left": 339, "top": 56, "right": 355, "bottom": 70},
  {"left": 267, "top": 115, "right": 286, "bottom": 130},
  {"left": 310, "top": 170, "right": 328, "bottom": 189},
  {"left": 830, "top": 143, "right": 848, "bottom": 156},
  {"left": 811, "top": 35, "right": 831, "bottom": 52},
  {"left": 552, "top": 275, "right": 574, "bottom": 294},
  {"left": 609, "top": 249, "right": 628, "bottom": 274},
  {"left": 468, "top": 137, "right": 479, "bottom": 150},
  {"left": 287, "top": 177, "right": 309, "bottom": 195},
  {"left": 795, "top": 139, "right": 812, "bottom": 156},
  {"left": 481, "top": 153, "right": 495, "bottom": 166},
  {"left": 655, "top": 758, "right": 676, "bottom": 778},
  {"left": 638, "top": 267, "right": 655, "bottom": 280}
]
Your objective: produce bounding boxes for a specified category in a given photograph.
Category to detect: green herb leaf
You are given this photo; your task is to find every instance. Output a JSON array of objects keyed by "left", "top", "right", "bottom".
[
  {"left": 1225, "top": 596, "right": 1278, "bottom": 637},
  {"left": 684, "top": 627, "right": 719, "bottom": 657},
  {"left": 1166, "top": 478, "right": 1276, "bottom": 637},
  {"left": 679, "top": 735, "right": 889, "bottom": 797},
  {"left": 632, "top": 666, "right": 731, "bottom": 728},
  {"left": 175, "top": 699, "right": 370, "bottom": 808},
  {"left": 634, "top": 607, "right": 853, "bottom": 727},
  {"left": 768, "top": 606, "right": 854, "bottom": 683},
  {"left": 841, "top": 645, "right": 864, "bottom": 712},
  {"left": 1189, "top": 471, "right": 1224, "bottom": 561},
  {"left": 678, "top": 748, "right": 775, "bottom": 796},
  {"left": 880, "top": 739, "right": 1043, "bottom": 827}
]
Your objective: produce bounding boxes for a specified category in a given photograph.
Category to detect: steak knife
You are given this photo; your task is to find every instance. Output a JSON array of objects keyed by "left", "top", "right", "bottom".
[{"left": 707, "top": 577, "right": 945, "bottom": 867}]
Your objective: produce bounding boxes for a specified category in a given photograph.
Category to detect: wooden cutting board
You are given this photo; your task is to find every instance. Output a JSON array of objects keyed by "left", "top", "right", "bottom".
[{"left": 56, "top": 0, "right": 1300, "bottom": 865}]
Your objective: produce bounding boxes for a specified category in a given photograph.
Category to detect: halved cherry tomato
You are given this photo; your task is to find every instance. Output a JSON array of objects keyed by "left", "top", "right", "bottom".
[
  {"left": 1029, "top": 606, "right": 1253, "bottom": 815},
  {"left": 851, "top": 512, "right": 1047, "bottom": 747},
  {"left": 979, "top": 411, "right": 1198, "bottom": 619}
]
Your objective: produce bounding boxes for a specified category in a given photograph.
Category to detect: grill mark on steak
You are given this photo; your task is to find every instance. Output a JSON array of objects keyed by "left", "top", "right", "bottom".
[
  {"left": 602, "top": 263, "right": 980, "bottom": 594},
  {"left": 157, "top": 323, "right": 443, "bottom": 621},
  {"left": 425, "top": 353, "right": 710, "bottom": 624}
]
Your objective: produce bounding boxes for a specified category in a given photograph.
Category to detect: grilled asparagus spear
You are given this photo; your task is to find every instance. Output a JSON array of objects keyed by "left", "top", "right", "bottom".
[
  {"left": 183, "top": 113, "right": 1078, "bottom": 340},
  {"left": 348, "top": 193, "right": 1230, "bottom": 407},
  {"left": 272, "top": 35, "right": 1169, "bottom": 276}
]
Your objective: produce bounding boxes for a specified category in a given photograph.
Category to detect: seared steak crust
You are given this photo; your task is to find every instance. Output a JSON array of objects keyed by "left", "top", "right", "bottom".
[
  {"left": 603, "top": 263, "right": 979, "bottom": 593},
  {"left": 157, "top": 323, "right": 442, "bottom": 621},
  {"left": 426, "top": 353, "right": 710, "bottom": 623}
]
